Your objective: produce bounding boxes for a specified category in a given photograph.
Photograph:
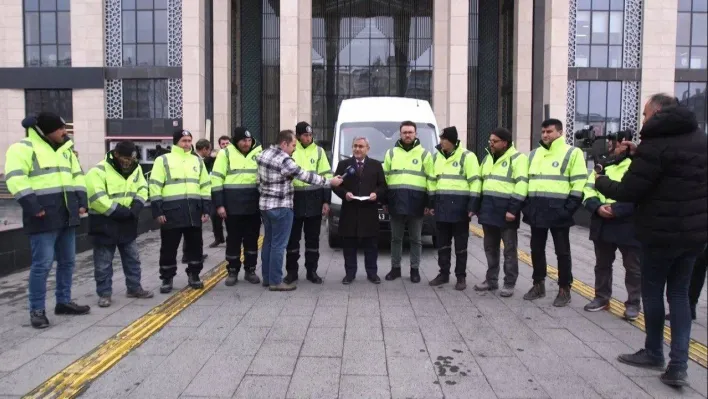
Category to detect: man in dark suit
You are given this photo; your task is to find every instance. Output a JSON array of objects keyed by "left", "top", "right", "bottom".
[{"left": 333, "top": 137, "right": 387, "bottom": 284}]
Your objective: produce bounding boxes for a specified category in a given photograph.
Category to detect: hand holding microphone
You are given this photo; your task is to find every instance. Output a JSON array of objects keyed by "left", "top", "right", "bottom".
[{"left": 332, "top": 165, "right": 356, "bottom": 187}]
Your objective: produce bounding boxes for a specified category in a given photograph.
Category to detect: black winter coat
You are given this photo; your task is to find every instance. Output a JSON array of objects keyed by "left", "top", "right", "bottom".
[
  {"left": 333, "top": 157, "right": 387, "bottom": 237},
  {"left": 595, "top": 106, "right": 707, "bottom": 247}
]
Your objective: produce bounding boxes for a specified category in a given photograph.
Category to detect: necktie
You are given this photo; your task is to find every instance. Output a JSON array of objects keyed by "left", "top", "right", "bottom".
[{"left": 356, "top": 161, "right": 363, "bottom": 175}]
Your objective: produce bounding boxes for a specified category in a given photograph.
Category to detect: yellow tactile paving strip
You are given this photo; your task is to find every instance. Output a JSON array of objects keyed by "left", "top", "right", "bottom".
[
  {"left": 23, "top": 236, "right": 263, "bottom": 399},
  {"left": 469, "top": 224, "right": 708, "bottom": 369}
]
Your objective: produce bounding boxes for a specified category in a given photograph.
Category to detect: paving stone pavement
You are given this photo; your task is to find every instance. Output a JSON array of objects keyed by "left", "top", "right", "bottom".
[{"left": 0, "top": 222, "right": 705, "bottom": 398}]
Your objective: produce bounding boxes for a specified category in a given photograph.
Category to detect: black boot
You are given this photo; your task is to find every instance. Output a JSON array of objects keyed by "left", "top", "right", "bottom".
[
  {"left": 160, "top": 278, "right": 173, "bottom": 294},
  {"left": 55, "top": 301, "right": 91, "bottom": 315},
  {"left": 30, "top": 310, "right": 50, "bottom": 329},
  {"left": 224, "top": 270, "right": 238, "bottom": 286},
  {"left": 188, "top": 273, "right": 204, "bottom": 289},
  {"left": 385, "top": 268, "right": 401, "bottom": 281},
  {"left": 283, "top": 273, "right": 299, "bottom": 284},
  {"left": 306, "top": 270, "right": 323, "bottom": 284},
  {"left": 243, "top": 269, "right": 261, "bottom": 284},
  {"left": 410, "top": 268, "right": 421, "bottom": 283}
]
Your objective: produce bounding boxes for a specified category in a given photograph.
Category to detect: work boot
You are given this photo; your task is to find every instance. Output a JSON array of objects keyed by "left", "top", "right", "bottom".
[
  {"left": 617, "top": 349, "right": 665, "bottom": 370},
  {"left": 188, "top": 273, "right": 204, "bottom": 289},
  {"left": 500, "top": 284, "right": 515, "bottom": 297},
  {"left": 160, "top": 278, "right": 173, "bottom": 293},
  {"left": 473, "top": 280, "right": 498, "bottom": 292},
  {"left": 269, "top": 282, "right": 297, "bottom": 291},
  {"left": 660, "top": 367, "right": 689, "bottom": 388},
  {"left": 224, "top": 270, "right": 238, "bottom": 286},
  {"left": 283, "top": 273, "right": 298, "bottom": 284},
  {"left": 55, "top": 301, "right": 91, "bottom": 315},
  {"left": 342, "top": 275, "right": 355, "bottom": 285},
  {"left": 523, "top": 282, "right": 546, "bottom": 301},
  {"left": 410, "top": 268, "right": 421, "bottom": 283},
  {"left": 127, "top": 288, "right": 154, "bottom": 299},
  {"left": 30, "top": 310, "right": 49, "bottom": 329},
  {"left": 553, "top": 287, "right": 571, "bottom": 307},
  {"left": 306, "top": 271, "right": 323, "bottom": 284},
  {"left": 385, "top": 267, "right": 401, "bottom": 281},
  {"left": 428, "top": 273, "right": 450, "bottom": 286},
  {"left": 584, "top": 298, "right": 610, "bottom": 312},
  {"left": 624, "top": 304, "right": 640, "bottom": 321},
  {"left": 455, "top": 277, "right": 467, "bottom": 291},
  {"left": 367, "top": 274, "right": 381, "bottom": 284},
  {"left": 98, "top": 296, "right": 111, "bottom": 308},
  {"left": 244, "top": 270, "right": 261, "bottom": 284},
  {"left": 208, "top": 239, "right": 224, "bottom": 248}
]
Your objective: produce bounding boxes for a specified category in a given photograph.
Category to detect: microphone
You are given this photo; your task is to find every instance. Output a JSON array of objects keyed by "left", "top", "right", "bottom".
[{"left": 344, "top": 165, "right": 356, "bottom": 178}]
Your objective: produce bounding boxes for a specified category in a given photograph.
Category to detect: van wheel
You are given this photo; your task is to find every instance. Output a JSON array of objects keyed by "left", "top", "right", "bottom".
[{"left": 329, "top": 233, "right": 341, "bottom": 248}]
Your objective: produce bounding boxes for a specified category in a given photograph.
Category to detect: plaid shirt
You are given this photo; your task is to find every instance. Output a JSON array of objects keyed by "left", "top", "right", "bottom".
[{"left": 256, "top": 146, "right": 328, "bottom": 210}]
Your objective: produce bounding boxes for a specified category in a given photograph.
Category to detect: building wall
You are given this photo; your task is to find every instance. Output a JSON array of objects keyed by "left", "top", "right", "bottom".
[
  {"left": 72, "top": 0, "right": 106, "bottom": 169},
  {"left": 512, "top": 0, "right": 533, "bottom": 151},
  {"left": 183, "top": 0, "right": 206, "bottom": 139},
  {"left": 640, "top": 0, "right": 678, "bottom": 120},
  {"left": 0, "top": 0, "right": 25, "bottom": 169}
]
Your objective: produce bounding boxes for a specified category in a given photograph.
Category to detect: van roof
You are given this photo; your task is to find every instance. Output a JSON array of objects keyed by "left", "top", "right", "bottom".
[{"left": 337, "top": 97, "right": 436, "bottom": 125}]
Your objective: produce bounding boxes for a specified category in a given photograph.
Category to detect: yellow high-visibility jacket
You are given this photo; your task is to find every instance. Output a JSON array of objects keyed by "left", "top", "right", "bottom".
[
  {"left": 429, "top": 142, "right": 481, "bottom": 222},
  {"left": 149, "top": 145, "right": 211, "bottom": 229},
  {"left": 4, "top": 127, "right": 86, "bottom": 234},
  {"left": 383, "top": 139, "right": 434, "bottom": 216},
  {"left": 479, "top": 145, "right": 529, "bottom": 228},
  {"left": 211, "top": 141, "right": 262, "bottom": 215},
  {"left": 292, "top": 140, "right": 333, "bottom": 218}
]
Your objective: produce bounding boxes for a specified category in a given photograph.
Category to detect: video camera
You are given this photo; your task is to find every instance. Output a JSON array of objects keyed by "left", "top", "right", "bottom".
[{"left": 574, "top": 125, "right": 634, "bottom": 174}]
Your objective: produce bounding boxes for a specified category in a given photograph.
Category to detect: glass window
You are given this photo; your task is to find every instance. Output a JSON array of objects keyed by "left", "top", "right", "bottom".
[
  {"left": 122, "top": 0, "right": 168, "bottom": 66},
  {"left": 311, "top": 0, "right": 433, "bottom": 145},
  {"left": 576, "top": 0, "right": 624, "bottom": 67},
  {"left": 339, "top": 122, "right": 438, "bottom": 162},
  {"left": 23, "top": 0, "right": 70, "bottom": 66},
  {"left": 676, "top": 82, "right": 708, "bottom": 134},
  {"left": 122, "top": 79, "right": 169, "bottom": 119},
  {"left": 25, "top": 89, "right": 73, "bottom": 121},
  {"left": 574, "top": 81, "right": 623, "bottom": 139},
  {"left": 676, "top": 1, "right": 708, "bottom": 68}
]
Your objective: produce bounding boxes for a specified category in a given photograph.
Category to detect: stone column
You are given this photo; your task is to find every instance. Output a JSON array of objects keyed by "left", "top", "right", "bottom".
[
  {"left": 71, "top": 0, "right": 106, "bottom": 169},
  {"left": 0, "top": 0, "right": 25, "bottom": 168},
  {"left": 513, "top": 0, "right": 533, "bottom": 152},
  {"left": 639, "top": 0, "right": 678, "bottom": 126},
  {"left": 183, "top": 0, "right": 206, "bottom": 139},
  {"left": 433, "top": 0, "right": 469, "bottom": 147},
  {"left": 213, "top": 0, "right": 231, "bottom": 137},
  {"left": 280, "top": 0, "right": 312, "bottom": 130},
  {"left": 542, "top": 0, "right": 569, "bottom": 125}
]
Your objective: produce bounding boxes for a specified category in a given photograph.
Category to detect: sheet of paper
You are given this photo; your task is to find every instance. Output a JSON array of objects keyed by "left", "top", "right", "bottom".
[{"left": 352, "top": 196, "right": 371, "bottom": 201}]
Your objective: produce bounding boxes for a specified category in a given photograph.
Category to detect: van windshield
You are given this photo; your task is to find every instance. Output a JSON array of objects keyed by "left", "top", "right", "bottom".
[{"left": 338, "top": 122, "right": 438, "bottom": 162}]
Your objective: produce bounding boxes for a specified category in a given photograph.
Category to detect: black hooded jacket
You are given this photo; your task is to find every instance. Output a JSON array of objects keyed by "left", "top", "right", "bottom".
[{"left": 595, "top": 106, "right": 707, "bottom": 247}]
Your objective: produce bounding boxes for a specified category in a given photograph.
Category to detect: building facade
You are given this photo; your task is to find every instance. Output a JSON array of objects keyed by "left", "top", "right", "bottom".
[{"left": 0, "top": 0, "right": 705, "bottom": 170}]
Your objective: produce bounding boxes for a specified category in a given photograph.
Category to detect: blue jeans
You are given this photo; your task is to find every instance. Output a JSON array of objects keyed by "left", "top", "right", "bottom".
[
  {"left": 261, "top": 208, "right": 294, "bottom": 285},
  {"left": 28, "top": 227, "right": 76, "bottom": 312},
  {"left": 94, "top": 240, "right": 142, "bottom": 297},
  {"left": 641, "top": 244, "right": 702, "bottom": 371}
]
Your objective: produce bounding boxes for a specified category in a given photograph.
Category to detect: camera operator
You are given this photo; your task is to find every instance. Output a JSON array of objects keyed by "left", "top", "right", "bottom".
[
  {"left": 581, "top": 133, "right": 641, "bottom": 321},
  {"left": 595, "top": 94, "right": 707, "bottom": 388}
]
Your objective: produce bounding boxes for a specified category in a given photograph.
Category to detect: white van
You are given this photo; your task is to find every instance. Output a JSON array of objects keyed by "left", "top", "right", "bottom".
[{"left": 327, "top": 97, "right": 440, "bottom": 247}]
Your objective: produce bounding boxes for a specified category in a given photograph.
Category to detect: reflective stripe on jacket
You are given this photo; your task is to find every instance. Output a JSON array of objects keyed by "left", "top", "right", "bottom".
[
  {"left": 522, "top": 138, "right": 587, "bottom": 228},
  {"left": 4, "top": 127, "right": 87, "bottom": 234},
  {"left": 429, "top": 142, "right": 481, "bottom": 223},
  {"left": 292, "top": 141, "right": 333, "bottom": 218},
  {"left": 149, "top": 145, "right": 211, "bottom": 229},
  {"left": 86, "top": 154, "right": 148, "bottom": 244},
  {"left": 383, "top": 139, "right": 434, "bottom": 217},
  {"left": 211, "top": 142, "right": 262, "bottom": 215},
  {"left": 478, "top": 145, "right": 529, "bottom": 228},
  {"left": 582, "top": 157, "right": 638, "bottom": 246}
]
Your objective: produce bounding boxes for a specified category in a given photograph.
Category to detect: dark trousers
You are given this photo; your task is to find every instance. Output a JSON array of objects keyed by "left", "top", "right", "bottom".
[
  {"left": 641, "top": 244, "right": 702, "bottom": 372},
  {"left": 689, "top": 249, "right": 707, "bottom": 306},
  {"left": 160, "top": 227, "right": 203, "bottom": 280},
  {"left": 285, "top": 215, "right": 322, "bottom": 275},
  {"left": 530, "top": 226, "right": 573, "bottom": 287},
  {"left": 482, "top": 224, "right": 519, "bottom": 286},
  {"left": 343, "top": 236, "right": 378, "bottom": 277},
  {"left": 225, "top": 213, "right": 261, "bottom": 273},
  {"left": 592, "top": 240, "right": 641, "bottom": 306},
  {"left": 212, "top": 213, "right": 225, "bottom": 242},
  {"left": 436, "top": 221, "right": 469, "bottom": 278}
]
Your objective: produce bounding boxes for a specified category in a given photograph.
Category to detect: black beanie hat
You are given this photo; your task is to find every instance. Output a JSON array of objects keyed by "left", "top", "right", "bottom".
[
  {"left": 490, "top": 127, "right": 513, "bottom": 143},
  {"left": 232, "top": 126, "right": 252, "bottom": 143},
  {"left": 35, "top": 112, "right": 66, "bottom": 135},
  {"left": 440, "top": 126, "right": 458, "bottom": 143},
  {"left": 295, "top": 121, "right": 312, "bottom": 135},
  {"left": 114, "top": 141, "right": 137, "bottom": 158},
  {"left": 173, "top": 129, "right": 192, "bottom": 145}
]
